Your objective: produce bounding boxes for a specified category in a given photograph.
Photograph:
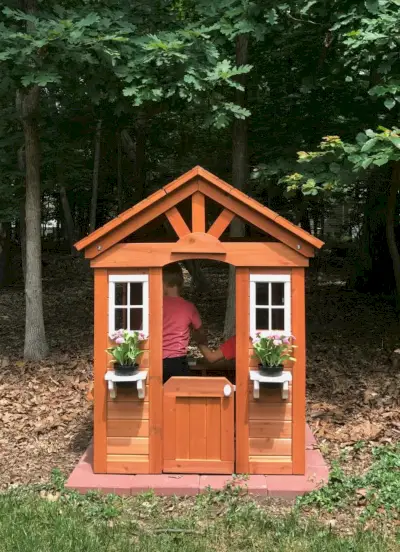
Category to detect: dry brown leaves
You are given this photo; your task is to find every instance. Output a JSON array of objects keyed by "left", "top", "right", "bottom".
[{"left": 0, "top": 257, "right": 399, "bottom": 488}]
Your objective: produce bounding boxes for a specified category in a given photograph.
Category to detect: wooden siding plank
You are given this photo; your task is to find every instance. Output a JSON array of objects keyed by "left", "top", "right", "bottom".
[
  {"left": 189, "top": 399, "right": 207, "bottom": 458},
  {"left": 107, "top": 456, "right": 149, "bottom": 474},
  {"left": 107, "top": 419, "right": 149, "bottom": 438},
  {"left": 249, "top": 402, "right": 292, "bottom": 420},
  {"left": 149, "top": 267, "right": 163, "bottom": 473},
  {"left": 90, "top": 242, "right": 308, "bottom": 269},
  {"left": 249, "top": 420, "right": 292, "bottom": 439},
  {"left": 165, "top": 206, "right": 190, "bottom": 238},
  {"left": 249, "top": 457, "right": 292, "bottom": 475},
  {"left": 291, "top": 267, "right": 306, "bottom": 474},
  {"left": 175, "top": 399, "right": 190, "bottom": 459},
  {"left": 235, "top": 267, "right": 250, "bottom": 473},
  {"left": 207, "top": 209, "right": 235, "bottom": 238},
  {"left": 108, "top": 402, "right": 149, "bottom": 420},
  {"left": 163, "top": 459, "right": 233, "bottom": 474},
  {"left": 107, "top": 437, "right": 149, "bottom": 455},
  {"left": 164, "top": 377, "right": 232, "bottom": 397},
  {"left": 249, "top": 438, "right": 292, "bottom": 456},
  {"left": 163, "top": 395, "right": 176, "bottom": 461},
  {"left": 206, "top": 398, "right": 221, "bottom": 460},
  {"left": 93, "top": 268, "right": 108, "bottom": 473}
]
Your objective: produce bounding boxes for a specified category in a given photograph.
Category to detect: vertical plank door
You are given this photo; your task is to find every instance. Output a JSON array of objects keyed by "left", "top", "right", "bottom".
[{"left": 163, "top": 377, "right": 234, "bottom": 474}]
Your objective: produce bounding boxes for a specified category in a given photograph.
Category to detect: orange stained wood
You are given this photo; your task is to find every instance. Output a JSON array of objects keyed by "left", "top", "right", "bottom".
[
  {"left": 148, "top": 267, "right": 163, "bottom": 473},
  {"left": 249, "top": 438, "right": 292, "bottom": 456},
  {"left": 198, "top": 181, "right": 315, "bottom": 258},
  {"left": 107, "top": 437, "right": 149, "bottom": 455},
  {"left": 84, "top": 181, "right": 198, "bottom": 258},
  {"left": 163, "top": 377, "right": 234, "bottom": 474},
  {"left": 75, "top": 166, "right": 323, "bottom": 259},
  {"left": 207, "top": 209, "right": 235, "bottom": 238},
  {"left": 90, "top": 242, "right": 308, "bottom": 269},
  {"left": 291, "top": 267, "right": 306, "bottom": 474},
  {"left": 249, "top": 401, "right": 292, "bottom": 420},
  {"left": 107, "top": 419, "right": 149, "bottom": 438},
  {"left": 249, "top": 457, "right": 292, "bottom": 475},
  {"left": 249, "top": 420, "right": 292, "bottom": 439},
  {"left": 107, "top": 455, "right": 149, "bottom": 474},
  {"left": 192, "top": 191, "right": 206, "bottom": 233},
  {"left": 108, "top": 401, "right": 149, "bottom": 419},
  {"left": 165, "top": 206, "right": 190, "bottom": 238},
  {"left": 93, "top": 268, "right": 108, "bottom": 473},
  {"left": 235, "top": 268, "right": 250, "bottom": 473},
  {"left": 171, "top": 232, "right": 226, "bottom": 255}
]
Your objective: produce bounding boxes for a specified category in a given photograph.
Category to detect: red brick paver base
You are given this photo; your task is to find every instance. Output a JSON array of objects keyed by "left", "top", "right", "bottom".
[{"left": 66, "top": 424, "right": 328, "bottom": 499}]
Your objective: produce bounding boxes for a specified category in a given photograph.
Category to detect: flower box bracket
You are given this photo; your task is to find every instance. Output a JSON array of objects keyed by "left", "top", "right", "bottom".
[
  {"left": 249, "top": 370, "right": 292, "bottom": 400},
  {"left": 104, "top": 370, "right": 148, "bottom": 400}
]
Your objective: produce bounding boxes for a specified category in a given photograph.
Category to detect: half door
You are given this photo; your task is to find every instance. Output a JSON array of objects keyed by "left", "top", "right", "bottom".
[{"left": 163, "top": 377, "right": 234, "bottom": 474}]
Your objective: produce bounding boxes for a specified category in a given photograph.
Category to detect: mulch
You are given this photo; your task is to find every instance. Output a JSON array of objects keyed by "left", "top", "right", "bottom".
[{"left": 0, "top": 256, "right": 399, "bottom": 489}]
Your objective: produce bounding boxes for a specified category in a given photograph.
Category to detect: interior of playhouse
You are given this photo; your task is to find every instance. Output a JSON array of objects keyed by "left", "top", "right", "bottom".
[{"left": 75, "top": 166, "right": 323, "bottom": 478}]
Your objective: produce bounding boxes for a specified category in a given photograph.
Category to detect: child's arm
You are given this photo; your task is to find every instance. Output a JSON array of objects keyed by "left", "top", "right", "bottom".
[{"left": 198, "top": 344, "right": 225, "bottom": 364}]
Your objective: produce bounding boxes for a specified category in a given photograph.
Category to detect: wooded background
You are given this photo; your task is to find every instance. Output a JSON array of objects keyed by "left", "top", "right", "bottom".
[{"left": 0, "top": 0, "right": 400, "bottom": 360}]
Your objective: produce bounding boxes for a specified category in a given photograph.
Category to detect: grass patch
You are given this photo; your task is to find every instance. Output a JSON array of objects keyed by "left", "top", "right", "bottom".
[
  {"left": 297, "top": 443, "right": 400, "bottom": 521},
  {"left": 0, "top": 473, "right": 398, "bottom": 552}
]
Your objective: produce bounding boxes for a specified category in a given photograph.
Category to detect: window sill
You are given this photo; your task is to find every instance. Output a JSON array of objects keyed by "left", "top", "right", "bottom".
[
  {"left": 249, "top": 369, "right": 292, "bottom": 400},
  {"left": 104, "top": 370, "right": 147, "bottom": 400}
]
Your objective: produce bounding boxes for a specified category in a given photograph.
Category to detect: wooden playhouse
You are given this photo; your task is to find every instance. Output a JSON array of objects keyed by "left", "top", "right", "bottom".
[{"left": 75, "top": 166, "right": 323, "bottom": 476}]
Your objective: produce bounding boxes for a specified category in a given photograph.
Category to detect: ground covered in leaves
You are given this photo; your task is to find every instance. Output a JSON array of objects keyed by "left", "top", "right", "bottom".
[{"left": 0, "top": 254, "right": 399, "bottom": 530}]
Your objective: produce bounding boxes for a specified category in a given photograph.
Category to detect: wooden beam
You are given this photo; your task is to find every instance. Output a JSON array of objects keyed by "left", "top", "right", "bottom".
[
  {"left": 85, "top": 181, "right": 198, "bottom": 259},
  {"left": 198, "top": 181, "right": 314, "bottom": 257},
  {"left": 207, "top": 209, "right": 235, "bottom": 238},
  {"left": 235, "top": 267, "right": 250, "bottom": 473},
  {"left": 148, "top": 267, "right": 163, "bottom": 473},
  {"left": 90, "top": 242, "right": 309, "bottom": 268},
  {"left": 192, "top": 191, "right": 205, "bottom": 233},
  {"left": 291, "top": 268, "right": 306, "bottom": 474},
  {"left": 93, "top": 268, "right": 108, "bottom": 473},
  {"left": 165, "top": 207, "right": 190, "bottom": 238}
]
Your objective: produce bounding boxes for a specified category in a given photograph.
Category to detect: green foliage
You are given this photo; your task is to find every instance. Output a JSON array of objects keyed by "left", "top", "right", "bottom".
[
  {"left": 298, "top": 443, "right": 400, "bottom": 521},
  {"left": 252, "top": 332, "right": 296, "bottom": 367},
  {"left": 106, "top": 330, "right": 147, "bottom": 366},
  {"left": 0, "top": 481, "right": 396, "bottom": 551}
]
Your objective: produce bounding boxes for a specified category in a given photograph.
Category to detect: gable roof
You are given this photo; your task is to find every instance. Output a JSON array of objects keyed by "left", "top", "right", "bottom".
[{"left": 75, "top": 166, "right": 324, "bottom": 256}]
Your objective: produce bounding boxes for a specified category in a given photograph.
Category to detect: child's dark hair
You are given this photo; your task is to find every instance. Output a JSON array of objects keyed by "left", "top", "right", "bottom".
[{"left": 163, "top": 263, "right": 184, "bottom": 289}]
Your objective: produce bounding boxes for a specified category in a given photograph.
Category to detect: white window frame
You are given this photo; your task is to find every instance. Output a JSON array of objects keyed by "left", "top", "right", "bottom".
[
  {"left": 108, "top": 274, "right": 149, "bottom": 336},
  {"left": 249, "top": 274, "right": 291, "bottom": 337}
]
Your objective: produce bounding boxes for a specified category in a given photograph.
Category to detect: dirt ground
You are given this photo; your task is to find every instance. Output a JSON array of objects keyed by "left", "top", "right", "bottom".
[{"left": 0, "top": 255, "right": 399, "bottom": 489}]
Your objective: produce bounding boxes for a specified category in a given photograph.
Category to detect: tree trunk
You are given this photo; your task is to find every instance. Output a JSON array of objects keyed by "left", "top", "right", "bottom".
[
  {"left": 224, "top": 33, "right": 249, "bottom": 339},
  {"left": 386, "top": 162, "right": 400, "bottom": 307},
  {"left": 117, "top": 131, "right": 123, "bottom": 212},
  {"left": 89, "top": 119, "right": 102, "bottom": 232},
  {"left": 0, "top": 223, "right": 11, "bottom": 288},
  {"left": 17, "top": 146, "right": 27, "bottom": 283},
  {"left": 17, "top": 85, "right": 49, "bottom": 360},
  {"left": 60, "top": 185, "right": 77, "bottom": 254},
  {"left": 133, "top": 112, "right": 147, "bottom": 200}
]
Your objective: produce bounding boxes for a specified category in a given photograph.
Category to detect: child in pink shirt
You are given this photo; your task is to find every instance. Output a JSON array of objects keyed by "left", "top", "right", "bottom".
[{"left": 163, "top": 263, "right": 204, "bottom": 383}]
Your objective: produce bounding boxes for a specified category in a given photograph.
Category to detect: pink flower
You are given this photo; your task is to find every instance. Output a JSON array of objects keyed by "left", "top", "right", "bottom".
[
  {"left": 283, "top": 337, "right": 290, "bottom": 344},
  {"left": 115, "top": 337, "right": 125, "bottom": 344},
  {"left": 273, "top": 339, "right": 282, "bottom": 346}
]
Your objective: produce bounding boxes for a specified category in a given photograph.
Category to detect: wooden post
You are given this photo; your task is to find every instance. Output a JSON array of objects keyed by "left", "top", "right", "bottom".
[
  {"left": 149, "top": 267, "right": 163, "bottom": 472},
  {"left": 235, "top": 267, "right": 250, "bottom": 473},
  {"left": 291, "top": 267, "right": 306, "bottom": 474},
  {"left": 192, "top": 191, "right": 205, "bottom": 233},
  {"left": 93, "top": 268, "right": 108, "bottom": 472}
]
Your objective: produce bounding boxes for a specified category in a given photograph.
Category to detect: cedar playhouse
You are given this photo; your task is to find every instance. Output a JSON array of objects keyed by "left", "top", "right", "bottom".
[{"left": 75, "top": 166, "right": 323, "bottom": 476}]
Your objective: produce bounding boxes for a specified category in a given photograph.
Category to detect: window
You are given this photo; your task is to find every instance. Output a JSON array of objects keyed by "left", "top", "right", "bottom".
[
  {"left": 250, "top": 274, "right": 291, "bottom": 336},
  {"left": 108, "top": 275, "right": 149, "bottom": 335}
]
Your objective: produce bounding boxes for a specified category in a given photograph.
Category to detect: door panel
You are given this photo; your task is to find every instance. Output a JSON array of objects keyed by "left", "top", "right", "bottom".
[{"left": 163, "top": 377, "right": 234, "bottom": 474}]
